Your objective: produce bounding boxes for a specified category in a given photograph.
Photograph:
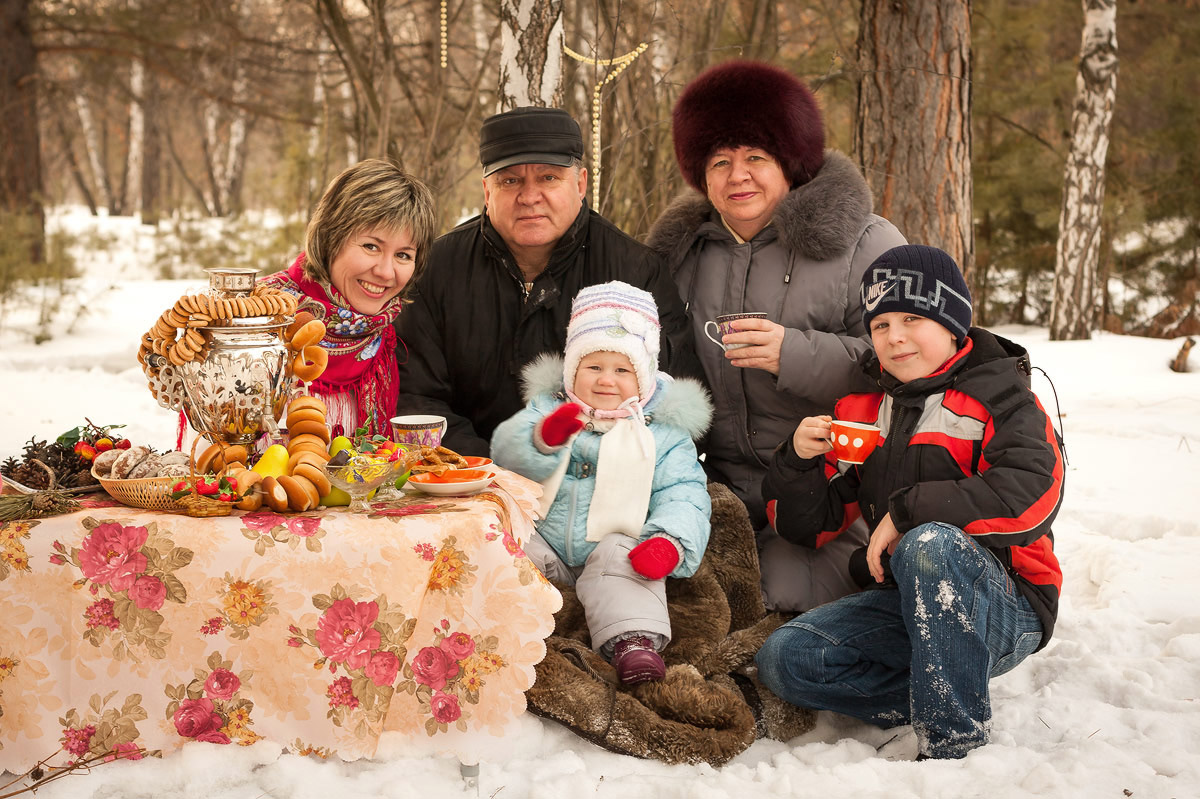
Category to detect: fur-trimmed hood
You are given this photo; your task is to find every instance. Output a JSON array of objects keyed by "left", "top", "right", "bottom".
[
  {"left": 521, "top": 353, "right": 713, "bottom": 441},
  {"left": 645, "top": 150, "right": 875, "bottom": 268}
]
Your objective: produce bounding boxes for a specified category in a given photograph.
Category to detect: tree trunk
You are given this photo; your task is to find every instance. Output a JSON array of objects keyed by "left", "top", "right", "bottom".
[
  {"left": 223, "top": 70, "right": 251, "bottom": 216},
  {"left": 497, "top": 0, "right": 565, "bottom": 110},
  {"left": 127, "top": 58, "right": 145, "bottom": 219},
  {"left": 141, "top": 65, "right": 161, "bottom": 226},
  {"left": 738, "top": 0, "right": 779, "bottom": 61},
  {"left": 54, "top": 114, "right": 98, "bottom": 215},
  {"left": 1050, "top": 0, "right": 1119, "bottom": 341},
  {"left": 76, "top": 84, "right": 114, "bottom": 213},
  {"left": 202, "top": 99, "right": 225, "bottom": 216},
  {"left": 0, "top": 0, "right": 42, "bottom": 263},
  {"left": 855, "top": 0, "right": 973, "bottom": 274}
]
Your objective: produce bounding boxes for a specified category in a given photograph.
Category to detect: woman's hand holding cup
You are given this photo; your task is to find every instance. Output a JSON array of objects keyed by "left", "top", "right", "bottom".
[
  {"left": 792, "top": 415, "right": 834, "bottom": 459},
  {"left": 702, "top": 312, "right": 785, "bottom": 374}
]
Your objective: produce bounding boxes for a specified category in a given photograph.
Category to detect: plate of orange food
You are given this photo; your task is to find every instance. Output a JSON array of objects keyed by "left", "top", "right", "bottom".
[{"left": 406, "top": 468, "right": 495, "bottom": 496}]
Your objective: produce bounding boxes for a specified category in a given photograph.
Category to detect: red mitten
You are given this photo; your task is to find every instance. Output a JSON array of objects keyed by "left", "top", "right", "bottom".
[
  {"left": 538, "top": 402, "right": 584, "bottom": 447},
  {"left": 628, "top": 537, "right": 680, "bottom": 580}
]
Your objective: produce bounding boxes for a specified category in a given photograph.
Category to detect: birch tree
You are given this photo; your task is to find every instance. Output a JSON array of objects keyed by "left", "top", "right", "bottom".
[
  {"left": 1050, "top": 0, "right": 1119, "bottom": 340},
  {"left": 74, "top": 72, "right": 118, "bottom": 214},
  {"left": 497, "top": 0, "right": 565, "bottom": 110},
  {"left": 126, "top": 59, "right": 145, "bottom": 218},
  {"left": 855, "top": 0, "right": 973, "bottom": 273}
]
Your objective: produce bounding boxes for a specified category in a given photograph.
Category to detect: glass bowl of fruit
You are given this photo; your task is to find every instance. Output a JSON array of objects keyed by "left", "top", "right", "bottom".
[{"left": 324, "top": 449, "right": 418, "bottom": 513}]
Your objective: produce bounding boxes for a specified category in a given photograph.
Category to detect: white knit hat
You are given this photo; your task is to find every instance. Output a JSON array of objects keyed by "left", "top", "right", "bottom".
[{"left": 563, "top": 281, "right": 661, "bottom": 403}]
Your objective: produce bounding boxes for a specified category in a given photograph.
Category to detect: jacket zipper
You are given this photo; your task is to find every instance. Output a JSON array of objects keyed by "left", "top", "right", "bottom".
[
  {"left": 874, "top": 401, "right": 912, "bottom": 523},
  {"left": 564, "top": 474, "right": 578, "bottom": 564}
]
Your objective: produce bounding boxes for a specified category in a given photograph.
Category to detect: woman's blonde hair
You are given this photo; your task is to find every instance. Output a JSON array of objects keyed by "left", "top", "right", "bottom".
[{"left": 303, "top": 159, "right": 437, "bottom": 300}]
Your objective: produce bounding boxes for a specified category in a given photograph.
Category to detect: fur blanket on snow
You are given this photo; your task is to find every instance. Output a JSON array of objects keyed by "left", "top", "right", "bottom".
[{"left": 525, "top": 482, "right": 815, "bottom": 766}]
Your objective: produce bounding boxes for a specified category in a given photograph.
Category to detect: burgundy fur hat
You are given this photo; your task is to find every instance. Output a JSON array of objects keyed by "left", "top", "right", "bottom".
[{"left": 672, "top": 60, "right": 825, "bottom": 194}]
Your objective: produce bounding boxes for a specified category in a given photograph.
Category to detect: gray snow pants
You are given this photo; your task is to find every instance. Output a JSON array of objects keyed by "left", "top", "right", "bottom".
[{"left": 523, "top": 532, "right": 670, "bottom": 658}]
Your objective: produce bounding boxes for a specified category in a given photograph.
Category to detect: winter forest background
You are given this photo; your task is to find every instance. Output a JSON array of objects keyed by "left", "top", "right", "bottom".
[{"left": 1, "top": 0, "right": 1198, "bottom": 341}]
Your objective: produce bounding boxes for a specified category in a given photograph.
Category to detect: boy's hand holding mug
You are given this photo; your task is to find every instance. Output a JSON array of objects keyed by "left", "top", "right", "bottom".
[
  {"left": 537, "top": 402, "right": 584, "bottom": 447},
  {"left": 793, "top": 415, "right": 834, "bottom": 459}
]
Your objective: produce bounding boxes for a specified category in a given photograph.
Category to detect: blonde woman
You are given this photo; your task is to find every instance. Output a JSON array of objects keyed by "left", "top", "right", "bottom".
[{"left": 262, "top": 159, "right": 436, "bottom": 438}]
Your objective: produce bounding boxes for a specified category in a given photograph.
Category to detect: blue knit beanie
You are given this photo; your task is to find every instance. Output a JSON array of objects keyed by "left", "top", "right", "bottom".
[{"left": 861, "top": 245, "right": 973, "bottom": 342}]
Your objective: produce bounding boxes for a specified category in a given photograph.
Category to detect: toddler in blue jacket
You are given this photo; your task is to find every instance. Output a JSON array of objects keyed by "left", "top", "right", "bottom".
[{"left": 491, "top": 281, "right": 712, "bottom": 684}]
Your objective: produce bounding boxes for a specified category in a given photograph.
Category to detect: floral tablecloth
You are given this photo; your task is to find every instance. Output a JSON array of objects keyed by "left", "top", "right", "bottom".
[{"left": 0, "top": 469, "right": 560, "bottom": 770}]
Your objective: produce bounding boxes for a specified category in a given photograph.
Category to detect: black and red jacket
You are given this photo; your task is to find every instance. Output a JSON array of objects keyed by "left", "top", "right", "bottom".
[{"left": 763, "top": 328, "right": 1064, "bottom": 648}]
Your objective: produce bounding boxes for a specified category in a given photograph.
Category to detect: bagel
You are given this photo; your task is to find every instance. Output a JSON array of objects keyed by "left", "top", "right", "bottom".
[
  {"left": 236, "top": 485, "right": 263, "bottom": 512},
  {"left": 194, "top": 441, "right": 223, "bottom": 475},
  {"left": 287, "top": 433, "right": 328, "bottom": 451},
  {"left": 261, "top": 477, "right": 290, "bottom": 512},
  {"left": 277, "top": 474, "right": 313, "bottom": 512},
  {"left": 284, "top": 311, "right": 316, "bottom": 342},
  {"left": 296, "top": 474, "right": 321, "bottom": 508},
  {"left": 288, "top": 450, "right": 329, "bottom": 474},
  {"left": 293, "top": 462, "right": 332, "bottom": 497},
  {"left": 288, "top": 319, "right": 326, "bottom": 352},
  {"left": 287, "top": 395, "right": 328, "bottom": 416},
  {"left": 285, "top": 407, "right": 327, "bottom": 427},
  {"left": 292, "top": 345, "right": 329, "bottom": 383},
  {"left": 288, "top": 441, "right": 331, "bottom": 459},
  {"left": 232, "top": 469, "right": 262, "bottom": 496},
  {"left": 212, "top": 445, "right": 248, "bottom": 472},
  {"left": 288, "top": 419, "right": 331, "bottom": 443}
]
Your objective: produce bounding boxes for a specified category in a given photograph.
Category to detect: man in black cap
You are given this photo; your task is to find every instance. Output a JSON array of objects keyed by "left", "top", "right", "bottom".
[{"left": 395, "top": 107, "right": 700, "bottom": 456}]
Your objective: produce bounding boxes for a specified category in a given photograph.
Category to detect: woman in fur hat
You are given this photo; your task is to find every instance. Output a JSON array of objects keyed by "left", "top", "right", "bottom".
[
  {"left": 491, "top": 281, "right": 713, "bottom": 685},
  {"left": 645, "top": 60, "right": 906, "bottom": 613}
]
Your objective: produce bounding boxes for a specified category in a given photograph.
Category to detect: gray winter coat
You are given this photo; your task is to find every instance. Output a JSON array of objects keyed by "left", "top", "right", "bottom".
[
  {"left": 646, "top": 151, "right": 905, "bottom": 526},
  {"left": 490, "top": 355, "right": 713, "bottom": 578}
]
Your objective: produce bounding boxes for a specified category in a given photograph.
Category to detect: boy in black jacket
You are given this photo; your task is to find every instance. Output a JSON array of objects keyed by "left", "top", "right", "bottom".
[{"left": 755, "top": 244, "right": 1064, "bottom": 759}]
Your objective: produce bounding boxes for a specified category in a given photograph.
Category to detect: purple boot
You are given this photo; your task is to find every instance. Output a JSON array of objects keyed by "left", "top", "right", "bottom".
[{"left": 611, "top": 636, "right": 666, "bottom": 685}]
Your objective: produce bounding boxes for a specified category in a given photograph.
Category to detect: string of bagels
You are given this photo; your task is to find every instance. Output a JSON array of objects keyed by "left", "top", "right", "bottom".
[{"left": 138, "top": 285, "right": 331, "bottom": 395}]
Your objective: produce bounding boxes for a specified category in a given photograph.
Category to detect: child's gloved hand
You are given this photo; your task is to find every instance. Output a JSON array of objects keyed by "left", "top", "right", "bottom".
[
  {"left": 537, "top": 402, "right": 584, "bottom": 447},
  {"left": 628, "top": 537, "right": 679, "bottom": 580}
]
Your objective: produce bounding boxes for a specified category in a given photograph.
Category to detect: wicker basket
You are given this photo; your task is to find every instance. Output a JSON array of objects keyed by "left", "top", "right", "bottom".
[
  {"left": 92, "top": 469, "right": 185, "bottom": 511},
  {"left": 176, "top": 492, "right": 233, "bottom": 517}
]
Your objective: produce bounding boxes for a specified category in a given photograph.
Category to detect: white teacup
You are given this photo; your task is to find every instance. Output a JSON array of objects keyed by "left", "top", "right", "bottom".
[
  {"left": 390, "top": 415, "right": 447, "bottom": 448},
  {"left": 703, "top": 312, "right": 768, "bottom": 351}
]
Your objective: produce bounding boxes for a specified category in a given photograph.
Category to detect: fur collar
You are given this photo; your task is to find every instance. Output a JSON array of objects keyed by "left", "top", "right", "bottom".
[
  {"left": 645, "top": 150, "right": 875, "bottom": 266},
  {"left": 520, "top": 353, "right": 713, "bottom": 441}
]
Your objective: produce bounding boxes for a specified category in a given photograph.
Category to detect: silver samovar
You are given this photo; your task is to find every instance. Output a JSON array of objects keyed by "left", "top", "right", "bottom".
[{"left": 145, "top": 268, "right": 295, "bottom": 446}]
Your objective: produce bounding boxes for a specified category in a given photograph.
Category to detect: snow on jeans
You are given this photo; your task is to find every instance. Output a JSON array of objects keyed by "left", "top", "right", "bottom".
[{"left": 755, "top": 522, "right": 1044, "bottom": 759}]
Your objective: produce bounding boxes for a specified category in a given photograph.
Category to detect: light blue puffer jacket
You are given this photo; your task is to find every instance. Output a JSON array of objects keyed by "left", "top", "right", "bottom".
[{"left": 491, "top": 354, "right": 713, "bottom": 578}]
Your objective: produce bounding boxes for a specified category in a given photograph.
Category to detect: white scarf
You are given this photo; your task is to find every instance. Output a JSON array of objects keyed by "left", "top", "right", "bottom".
[{"left": 537, "top": 397, "right": 657, "bottom": 541}]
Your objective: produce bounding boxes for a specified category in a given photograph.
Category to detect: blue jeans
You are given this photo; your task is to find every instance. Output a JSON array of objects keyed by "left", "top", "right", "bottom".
[{"left": 756, "top": 522, "right": 1044, "bottom": 759}]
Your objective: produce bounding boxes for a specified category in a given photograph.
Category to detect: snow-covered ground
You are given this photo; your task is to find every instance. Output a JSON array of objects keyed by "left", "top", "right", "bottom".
[{"left": 2, "top": 209, "right": 1199, "bottom": 798}]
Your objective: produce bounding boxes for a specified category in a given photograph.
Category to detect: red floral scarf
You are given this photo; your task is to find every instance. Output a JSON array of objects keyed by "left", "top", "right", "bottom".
[{"left": 260, "top": 255, "right": 401, "bottom": 437}]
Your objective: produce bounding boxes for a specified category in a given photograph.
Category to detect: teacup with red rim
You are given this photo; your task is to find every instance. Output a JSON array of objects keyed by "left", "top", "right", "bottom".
[
  {"left": 829, "top": 420, "right": 881, "bottom": 464},
  {"left": 703, "top": 312, "right": 768, "bottom": 351}
]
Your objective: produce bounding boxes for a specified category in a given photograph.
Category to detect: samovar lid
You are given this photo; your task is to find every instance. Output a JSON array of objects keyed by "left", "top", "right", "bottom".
[{"left": 206, "top": 268, "right": 259, "bottom": 295}]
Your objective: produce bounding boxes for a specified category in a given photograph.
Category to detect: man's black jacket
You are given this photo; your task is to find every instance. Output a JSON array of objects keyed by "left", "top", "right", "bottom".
[{"left": 395, "top": 204, "right": 701, "bottom": 456}]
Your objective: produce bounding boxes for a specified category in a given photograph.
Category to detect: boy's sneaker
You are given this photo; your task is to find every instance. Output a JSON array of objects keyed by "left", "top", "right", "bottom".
[{"left": 611, "top": 636, "right": 666, "bottom": 684}]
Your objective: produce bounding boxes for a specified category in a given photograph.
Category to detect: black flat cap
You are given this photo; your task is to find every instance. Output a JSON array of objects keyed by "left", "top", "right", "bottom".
[{"left": 479, "top": 107, "right": 584, "bottom": 176}]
